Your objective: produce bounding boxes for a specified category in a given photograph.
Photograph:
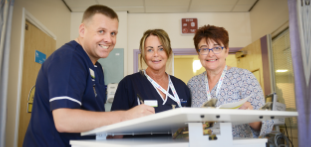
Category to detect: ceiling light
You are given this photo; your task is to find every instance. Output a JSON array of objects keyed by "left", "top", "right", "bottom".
[
  {"left": 276, "top": 69, "right": 288, "bottom": 72},
  {"left": 193, "top": 60, "right": 202, "bottom": 73}
]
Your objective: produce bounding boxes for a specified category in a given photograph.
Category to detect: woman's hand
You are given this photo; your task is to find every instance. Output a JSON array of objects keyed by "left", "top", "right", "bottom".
[
  {"left": 239, "top": 102, "right": 262, "bottom": 131},
  {"left": 239, "top": 101, "right": 253, "bottom": 110}
]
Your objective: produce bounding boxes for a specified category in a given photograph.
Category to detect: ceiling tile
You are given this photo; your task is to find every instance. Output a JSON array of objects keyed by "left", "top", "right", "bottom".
[
  {"left": 145, "top": 6, "right": 188, "bottom": 13},
  {"left": 145, "top": 0, "right": 190, "bottom": 6},
  {"left": 71, "top": 7, "right": 91, "bottom": 12},
  {"left": 64, "top": 0, "right": 254, "bottom": 13},
  {"left": 190, "top": 5, "right": 234, "bottom": 12},
  {"left": 109, "top": 6, "right": 144, "bottom": 12},
  {"left": 191, "top": 0, "right": 238, "bottom": 6},
  {"left": 97, "top": 0, "right": 144, "bottom": 6},
  {"left": 236, "top": 0, "right": 257, "bottom": 5},
  {"left": 232, "top": 5, "right": 252, "bottom": 11},
  {"left": 127, "top": 8, "right": 145, "bottom": 13},
  {"left": 64, "top": 0, "right": 97, "bottom": 8}
]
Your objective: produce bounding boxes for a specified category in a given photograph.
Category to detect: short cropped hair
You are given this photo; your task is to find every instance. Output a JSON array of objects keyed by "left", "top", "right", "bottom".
[
  {"left": 82, "top": 5, "right": 119, "bottom": 23},
  {"left": 193, "top": 25, "right": 229, "bottom": 52},
  {"left": 139, "top": 29, "right": 172, "bottom": 66}
]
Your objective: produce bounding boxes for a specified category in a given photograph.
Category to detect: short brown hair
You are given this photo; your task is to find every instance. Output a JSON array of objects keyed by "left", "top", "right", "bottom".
[
  {"left": 193, "top": 25, "right": 229, "bottom": 52},
  {"left": 82, "top": 5, "right": 118, "bottom": 23},
  {"left": 139, "top": 29, "right": 172, "bottom": 66}
]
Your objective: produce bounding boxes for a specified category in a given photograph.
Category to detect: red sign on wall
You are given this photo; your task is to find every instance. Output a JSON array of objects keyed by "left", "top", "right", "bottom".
[{"left": 181, "top": 18, "right": 198, "bottom": 34}]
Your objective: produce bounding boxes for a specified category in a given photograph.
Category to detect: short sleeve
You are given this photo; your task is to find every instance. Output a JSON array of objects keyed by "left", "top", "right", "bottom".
[
  {"left": 187, "top": 78, "right": 195, "bottom": 107},
  {"left": 174, "top": 77, "right": 192, "bottom": 107},
  {"left": 185, "top": 86, "right": 192, "bottom": 107},
  {"left": 111, "top": 78, "right": 133, "bottom": 111},
  {"left": 187, "top": 75, "right": 205, "bottom": 108},
  {"left": 46, "top": 51, "right": 87, "bottom": 111},
  {"left": 241, "top": 70, "right": 265, "bottom": 110},
  {"left": 242, "top": 70, "right": 273, "bottom": 137}
]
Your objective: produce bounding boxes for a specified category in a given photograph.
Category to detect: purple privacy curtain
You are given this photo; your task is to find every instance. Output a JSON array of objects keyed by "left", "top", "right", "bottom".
[
  {"left": 0, "top": 0, "right": 14, "bottom": 147},
  {"left": 287, "top": 0, "right": 311, "bottom": 146}
]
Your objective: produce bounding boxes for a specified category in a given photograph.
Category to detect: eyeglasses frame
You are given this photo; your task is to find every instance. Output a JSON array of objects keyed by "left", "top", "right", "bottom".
[{"left": 198, "top": 46, "right": 225, "bottom": 55}]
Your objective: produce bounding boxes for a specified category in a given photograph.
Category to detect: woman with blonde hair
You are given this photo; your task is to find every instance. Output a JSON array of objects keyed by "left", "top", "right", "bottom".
[{"left": 112, "top": 29, "right": 191, "bottom": 113}]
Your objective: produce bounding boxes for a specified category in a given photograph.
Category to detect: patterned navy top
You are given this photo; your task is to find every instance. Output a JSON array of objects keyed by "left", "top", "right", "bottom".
[{"left": 187, "top": 67, "right": 273, "bottom": 138}]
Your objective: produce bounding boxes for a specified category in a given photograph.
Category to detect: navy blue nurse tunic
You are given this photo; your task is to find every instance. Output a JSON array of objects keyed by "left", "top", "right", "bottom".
[
  {"left": 111, "top": 72, "right": 191, "bottom": 113},
  {"left": 23, "top": 41, "right": 106, "bottom": 147}
]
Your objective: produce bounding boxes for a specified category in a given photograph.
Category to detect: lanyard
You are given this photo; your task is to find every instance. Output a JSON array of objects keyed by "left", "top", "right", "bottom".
[
  {"left": 144, "top": 70, "right": 182, "bottom": 108},
  {"left": 205, "top": 65, "right": 227, "bottom": 101}
]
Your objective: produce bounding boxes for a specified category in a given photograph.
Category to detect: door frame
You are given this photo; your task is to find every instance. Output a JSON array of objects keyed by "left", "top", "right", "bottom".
[{"left": 14, "top": 8, "right": 57, "bottom": 147}]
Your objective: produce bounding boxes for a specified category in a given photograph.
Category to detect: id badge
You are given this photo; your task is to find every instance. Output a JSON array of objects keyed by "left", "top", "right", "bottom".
[
  {"left": 180, "top": 99, "right": 188, "bottom": 107},
  {"left": 144, "top": 100, "right": 158, "bottom": 107}
]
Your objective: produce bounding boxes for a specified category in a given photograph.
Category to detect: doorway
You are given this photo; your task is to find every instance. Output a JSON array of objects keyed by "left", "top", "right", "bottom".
[
  {"left": 271, "top": 28, "right": 297, "bottom": 146},
  {"left": 17, "top": 20, "right": 56, "bottom": 147}
]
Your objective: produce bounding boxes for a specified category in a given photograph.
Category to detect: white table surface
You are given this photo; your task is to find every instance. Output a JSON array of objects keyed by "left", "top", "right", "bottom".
[
  {"left": 81, "top": 108, "right": 298, "bottom": 136},
  {"left": 70, "top": 137, "right": 267, "bottom": 147}
]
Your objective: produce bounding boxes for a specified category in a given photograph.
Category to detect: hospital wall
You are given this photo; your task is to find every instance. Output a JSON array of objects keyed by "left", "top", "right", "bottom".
[
  {"left": 70, "top": 0, "right": 289, "bottom": 76},
  {"left": 250, "top": 0, "right": 289, "bottom": 41},
  {"left": 127, "top": 13, "right": 252, "bottom": 75},
  {"left": 70, "top": 12, "right": 253, "bottom": 75},
  {"left": 6, "top": 0, "right": 71, "bottom": 147}
]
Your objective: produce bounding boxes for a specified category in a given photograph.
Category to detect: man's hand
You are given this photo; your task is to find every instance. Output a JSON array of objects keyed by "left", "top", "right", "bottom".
[
  {"left": 239, "top": 102, "right": 261, "bottom": 131},
  {"left": 52, "top": 105, "right": 154, "bottom": 133},
  {"left": 123, "top": 104, "right": 155, "bottom": 121}
]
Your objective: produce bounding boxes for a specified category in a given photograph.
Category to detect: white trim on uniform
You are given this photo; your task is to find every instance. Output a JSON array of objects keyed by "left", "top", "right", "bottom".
[{"left": 50, "top": 96, "right": 82, "bottom": 106}]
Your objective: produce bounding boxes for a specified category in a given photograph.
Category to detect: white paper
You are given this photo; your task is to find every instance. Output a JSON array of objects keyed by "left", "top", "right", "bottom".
[{"left": 217, "top": 95, "right": 251, "bottom": 109}]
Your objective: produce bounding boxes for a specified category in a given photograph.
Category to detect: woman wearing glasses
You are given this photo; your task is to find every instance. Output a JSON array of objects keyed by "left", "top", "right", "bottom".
[{"left": 187, "top": 25, "right": 273, "bottom": 138}]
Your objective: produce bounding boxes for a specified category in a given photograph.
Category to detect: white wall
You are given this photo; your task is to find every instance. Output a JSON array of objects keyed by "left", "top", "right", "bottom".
[
  {"left": 127, "top": 12, "right": 252, "bottom": 74},
  {"left": 71, "top": 11, "right": 128, "bottom": 76},
  {"left": 70, "top": 12, "right": 252, "bottom": 75},
  {"left": 250, "top": 0, "right": 289, "bottom": 41}
]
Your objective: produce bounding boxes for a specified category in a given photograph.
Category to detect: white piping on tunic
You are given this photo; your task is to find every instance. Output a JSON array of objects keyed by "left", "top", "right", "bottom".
[{"left": 49, "top": 96, "right": 82, "bottom": 106}]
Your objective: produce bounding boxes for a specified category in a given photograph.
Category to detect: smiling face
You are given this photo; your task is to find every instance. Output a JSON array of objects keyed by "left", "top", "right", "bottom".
[
  {"left": 198, "top": 38, "right": 229, "bottom": 72},
  {"left": 144, "top": 35, "right": 168, "bottom": 72},
  {"left": 79, "top": 13, "right": 119, "bottom": 64}
]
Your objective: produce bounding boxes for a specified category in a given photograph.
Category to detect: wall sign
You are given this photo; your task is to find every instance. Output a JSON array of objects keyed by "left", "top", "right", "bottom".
[
  {"left": 35, "top": 50, "right": 46, "bottom": 64},
  {"left": 181, "top": 18, "right": 198, "bottom": 34}
]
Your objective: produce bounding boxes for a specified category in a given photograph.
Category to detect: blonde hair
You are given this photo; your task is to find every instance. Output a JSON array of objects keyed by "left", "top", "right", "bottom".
[{"left": 139, "top": 29, "right": 172, "bottom": 67}]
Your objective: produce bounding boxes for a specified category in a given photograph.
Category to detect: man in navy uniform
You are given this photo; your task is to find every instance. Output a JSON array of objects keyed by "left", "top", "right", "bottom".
[{"left": 23, "top": 5, "right": 155, "bottom": 147}]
